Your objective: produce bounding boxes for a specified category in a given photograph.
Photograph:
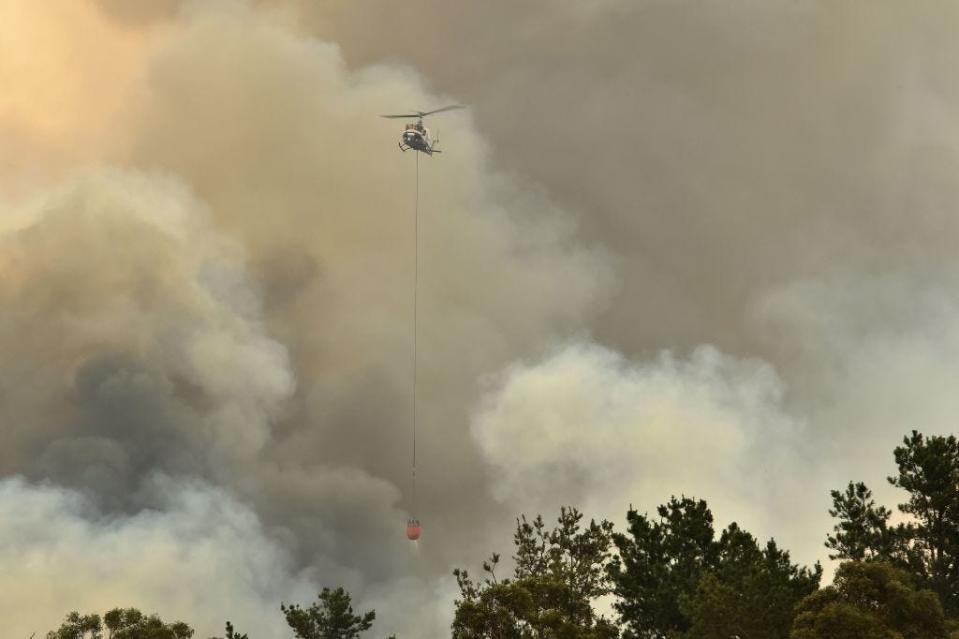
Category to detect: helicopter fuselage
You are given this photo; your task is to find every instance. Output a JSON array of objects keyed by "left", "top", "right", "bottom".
[
  {"left": 383, "top": 105, "right": 462, "bottom": 155},
  {"left": 400, "top": 123, "right": 437, "bottom": 155}
]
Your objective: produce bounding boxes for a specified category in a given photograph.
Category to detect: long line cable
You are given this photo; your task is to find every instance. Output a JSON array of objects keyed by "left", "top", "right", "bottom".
[{"left": 411, "top": 150, "right": 419, "bottom": 513}]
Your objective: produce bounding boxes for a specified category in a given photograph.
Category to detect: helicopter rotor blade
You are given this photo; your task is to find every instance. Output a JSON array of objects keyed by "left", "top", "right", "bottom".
[
  {"left": 419, "top": 104, "right": 465, "bottom": 117},
  {"left": 381, "top": 114, "right": 422, "bottom": 119}
]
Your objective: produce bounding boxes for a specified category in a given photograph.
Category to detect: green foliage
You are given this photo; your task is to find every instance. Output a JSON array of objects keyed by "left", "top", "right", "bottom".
[
  {"left": 829, "top": 431, "right": 959, "bottom": 617},
  {"left": 46, "top": 612, "right": 102, "bottom": 639},
  {"left": 48, "top": 609, "right": 192, "bottom": 639},
  {"left": 791, "top": 561, "right": 948, "bottom": 639},
  {"left": 105, "top": 608, "right": 193, "bottom": 639},
  {"left": 610, "top": 497, "right": 820, "bottom": 639},
  {"left": 826, "top": 481, "right": 900, "bottom": 562},
  {"left": 452, "top": 507, "right": 618, "bottom": 638},
  {"left": 608, "top": 496, "right": 720, "bottom": 638},
  {"left": 681, "top": 524, "right": 821, "bottom": 639},
  {"left": 281, "top": 587, "right": 379, "bottom": 639},
  {"left": 213, "top": 621, "right": 249, "bottom": 639},
  {"left": 889, "top": 431, "right": 959, "bottom": 615}
]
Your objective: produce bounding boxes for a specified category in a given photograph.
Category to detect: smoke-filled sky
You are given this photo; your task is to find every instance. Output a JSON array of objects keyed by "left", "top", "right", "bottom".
[{"left": 3, "top": 1, "right": 959, "bottom": 636}]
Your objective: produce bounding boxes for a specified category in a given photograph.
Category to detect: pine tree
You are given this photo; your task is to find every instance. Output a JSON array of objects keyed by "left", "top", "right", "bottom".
[
  {"left": 452, "top": 507, "right": 619, "bottom": 638},
  {"left": 791, "top": 561, "right": 948, "bottom": 639},
  {"left": 281, "top": 587, "right": 382, "bottom": 639},
  {"left": 682, "top": 524, "right": 821, "bottom": 639},
  {"left": 608, "top": 496, "right": 718, "bottom": 638},
  {"left": 828, "top": 431, "right": 959, "bottom": 617}
]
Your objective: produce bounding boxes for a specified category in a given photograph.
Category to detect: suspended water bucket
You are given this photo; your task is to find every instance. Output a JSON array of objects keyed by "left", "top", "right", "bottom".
[{"left": 406, "top": 518, "right": 422, "bottom": 541}]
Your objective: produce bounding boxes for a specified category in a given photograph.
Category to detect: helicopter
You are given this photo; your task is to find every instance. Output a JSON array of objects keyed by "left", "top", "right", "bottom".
[{"left": 381, "top": 105, "right": 464, "bottom": 155}]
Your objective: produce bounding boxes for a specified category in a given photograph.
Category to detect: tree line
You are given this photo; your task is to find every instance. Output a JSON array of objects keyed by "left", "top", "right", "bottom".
[{"left": 41, "top": 430, "right": 959, "bottom": 638}]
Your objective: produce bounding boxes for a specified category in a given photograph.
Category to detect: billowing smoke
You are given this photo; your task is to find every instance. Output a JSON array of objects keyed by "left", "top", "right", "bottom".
[
  {"left": 0, "top": 170, "right": 293, "bottom": 506},
  {"left": 1, "top": 1, "right": 608, "bottom": 635},
  {"left": 0, "top": 475, "right": 318, "bottom": 639},
  {"left": 471, "top": 341, "right": 817, "bottom": 554},
  {"left": 3, "top": 0, "right": 959, "bottom": 636},
  {"left": 268, "top": 0, "right": 959, "bottom": 565}
]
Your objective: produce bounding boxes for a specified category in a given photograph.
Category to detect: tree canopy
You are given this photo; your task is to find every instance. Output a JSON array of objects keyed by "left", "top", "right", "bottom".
[
  {"left": 608, "top": 496, "right": 718, "bottom": 638},
  {"left": 682, "top": 524, "right": 821, "bottom": 639},
  {"left": 609, "top": 496, "right": 820, "bottom": 639},
  {"left": 829, "top": 431, "right": 959, "bottom": 617},
  {"left": 281, "top": 587, "right": 387, "bottom": 639},
  {"left": 452, "top": 507, "right": 619, "bottom": 638},
  {"left": 826, "top": 481, "right": 899, "bottom": 562},
  {"left": 791, "top": 561, "right": 949, "bottom": 639},
  {"left": 41, "top": 430, "right": 959, "bottom": 639},
  {"left": 45, "top": 608, "right": 193, "bottom": 639}
]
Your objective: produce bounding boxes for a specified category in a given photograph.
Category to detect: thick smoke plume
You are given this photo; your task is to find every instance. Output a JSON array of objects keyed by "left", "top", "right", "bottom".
[
  {"left": 3, "top": 0, "right": 959, "bottom": 636},
  {"left": 0, "top": 170, "right": 293, "bottom": 504},
  {"left": 472, "top": 342, "right": 814, "bottom": 543},
  {"left": 1, "top": 1, "right": 608, "bottom": 635}
]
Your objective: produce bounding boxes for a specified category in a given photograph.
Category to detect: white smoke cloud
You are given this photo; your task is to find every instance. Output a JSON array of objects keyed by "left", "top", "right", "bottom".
[
  {"left": 0, "top": 475, "right": 319, "bottom": 639},
  {"left": 362, "top": 575, "right": 460, "bottom": 639},
  {"left": 472, "top": 341, "right": 825, "bottom": 566},
  {"left": 755, "top": 271, "right": 959, "bottom": 511}
]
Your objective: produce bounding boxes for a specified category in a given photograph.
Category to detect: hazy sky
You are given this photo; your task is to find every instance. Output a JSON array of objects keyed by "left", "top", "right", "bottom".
[{"left": 3, "top": 1, "right": 959, "bottom": 636}]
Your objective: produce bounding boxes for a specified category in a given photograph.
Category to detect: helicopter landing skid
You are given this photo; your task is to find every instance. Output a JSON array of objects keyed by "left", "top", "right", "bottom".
[{"left": 398, "top": 144, "right": 439, "bottom": 156}]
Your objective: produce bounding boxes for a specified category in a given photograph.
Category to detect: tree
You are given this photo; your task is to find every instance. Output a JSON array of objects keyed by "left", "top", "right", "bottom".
[
  {"left": 889, "top": 431, "right": 959, "bottom": 615},
  {"left": 46, "top": 612, "right": 102, "bottom": 639},
  {"left": 681, "top": 524, "right": 822, "bottom": 639},
  {"left": 828, "top": 432, "right": 959, "bottom": 616},
  {"left": 452, "top": 507, "right": 619, "bottom": 638},
  {"left": 610, "top": 497, "right": 820, "bottom": 639},
  {"left": 791, "top": 561, "right": 948, "bottom": 639},
  {"left": 104, "top": 608, "right": 192, "bottom": 639},
  {"left": 212, "top": 621, "right": 248, "bottom": 639},
  {"left": 825, "top": 482, "right": 899, "bottom": 562},
  {"left": 48, "top": 609, "right": 193, "bottom": 639},
  {"left": 608, "top": 496, "right": 719, "bottom": 638},
  {"left": 281, "top": 587, "right": 382, "bottom": 639}
]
